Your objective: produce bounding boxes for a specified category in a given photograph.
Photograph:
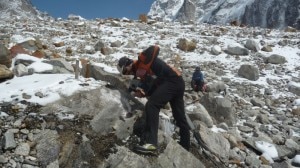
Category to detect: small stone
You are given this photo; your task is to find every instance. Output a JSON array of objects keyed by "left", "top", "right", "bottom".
[{"left": 0, "top": 155, "right": 8, "bottom": 163}]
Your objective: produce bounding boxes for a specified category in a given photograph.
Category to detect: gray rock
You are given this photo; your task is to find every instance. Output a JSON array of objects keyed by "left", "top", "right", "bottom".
[
  {"left": 211, "top": 45, "right": 222, "bottom": 55},
  {"left": 158, "top": 139, "right": 205, "bottom": 168},
  {"left": 238, "top": 125, "right": 253, "bottom": 133},
  {"left": 288, "top": 82, "right": 300, "bottom": 96},
  {"left": 200, "top": 92, "right": 235, "bottom": 126},
  {"left": 43, "top": 58, "right": 74, "bottom": 74},
  {"left": 94, "top": 40, "right": 106, "bottom": 51},
  {"left": 229, "top": 147, "right": 246, "bottom": 161},
  {"left": 238, "top": 64, "right": 259, "bottom": 81},
  {"left": 125, "top": 40, "right": 137, "bottom": 48},
  {"left": 15, "top": 143, "right": 30, "bottom": 156},
  {"left": 0, "top": 155, "right": 8, "bottom": 163},
  {"left": 187, "top": 103, "right": 214, "bottom": 128},
  {"left": 101, "top": 146, "right": 151, "bottom": 168},
  {"left": 271, "top": 161, "right": 293, "bottom": 168},
  {"left": 218, "top": 122, "right": 229, "bottom": 131},
  {"left": 245, "top": 39, "right": 260, "bottom": 52},
  {"left": 250, "top": 98, "right": 265, "bottom": 107},
  {"left": 261, "top": 45, "right": 273, "bottom": 52},
  {"left": 34, "top": 130, "right": 60, "bottom": 167},
  {"left": 225, "top": 45, "right": 249, "bottom": 55},
  {"left": 4, "top": 130, "right": 16, "bottom": 150},
  {"left": 265, "top": 54, "right": 287, "bottom": 64},
  {"left": 110, "top": 40, "right": 122, "bottom": 47},
  {"left": 13, "top": 63, "right": 29, "bottom": 77},
  {"left": 206, "top": 81, "right": 227, "bottom": 94},
  {"left": 245, "top": 154, "right": 261, "bottom": 167},
  {"left": 198, "top": 124, "right": 230, "bottom": 161},
  {"left": 256, "top": 114, "right": 270, "bottom": 124}
]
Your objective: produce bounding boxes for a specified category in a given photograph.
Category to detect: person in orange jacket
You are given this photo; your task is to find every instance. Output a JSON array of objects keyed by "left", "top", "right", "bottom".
[{"left": 117, "top": 45, "right": 190, "bottom": 154}]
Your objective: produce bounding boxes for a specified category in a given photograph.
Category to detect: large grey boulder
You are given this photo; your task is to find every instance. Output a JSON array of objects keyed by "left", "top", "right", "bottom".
[
  {"left": 265, "top": 54, "right": 287, "bottom": 64},
  {"left": 206, "top": 81, "right": 227, "bottom": 94},
  {"left": 34, "top": 130, "right": 60, "bottom": 167},
  {"left": 200, "top": 92, "right": 236, "bottom": 126},
  {"left": 43, "top": 58, "right": 74, "bottom": 74},
  {"left": 40, "top": 87, "right": 140, "bottom": 140},
  {"left": 186, "top": 103, "right": 214, "bottom": 128},
  {"left": 225, "top": 44, "right": 249, "bottom": 55},
  {"left": 198, "top": 124, "right": 230, "bottom": 161},
  {"left": 158, "top": 139, "right": 205, "bottom": 168},
  {"left": 245, "top": 39, "right": 260, "bottom": 52},
  {"left": 238, "top": 64, "right": 259, "bottom": 81},
  {"left": 288, "top": 82, "right": 300, "bottom": 96},
  {"left": 101, "top": 146, "right": 151, "bottom": 168},
  {"left": 4, "top": 130, "right": 17, "bottom": 150}
]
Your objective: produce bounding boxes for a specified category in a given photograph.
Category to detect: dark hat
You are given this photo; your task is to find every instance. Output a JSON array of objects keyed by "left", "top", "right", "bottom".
[
  {"left": 118, "top": 56, "right": 133, "bottom": 67},
  {"left": 195, "top": 66, "right": 200, "bottom": 71}
]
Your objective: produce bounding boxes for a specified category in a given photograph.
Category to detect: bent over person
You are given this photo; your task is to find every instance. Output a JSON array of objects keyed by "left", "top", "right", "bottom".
[{"left": 117, "top": 45, "right": 190, "bottom": 154}]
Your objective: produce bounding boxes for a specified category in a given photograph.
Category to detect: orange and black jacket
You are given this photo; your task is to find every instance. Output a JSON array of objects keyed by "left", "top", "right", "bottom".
[{"left": 130, "top": 45, "right": 181, "bottom": 95}]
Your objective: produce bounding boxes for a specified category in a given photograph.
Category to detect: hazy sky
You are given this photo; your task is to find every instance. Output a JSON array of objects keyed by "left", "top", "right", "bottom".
[{"left": 30, "top": 0, "right": 154, "bottom": 19}]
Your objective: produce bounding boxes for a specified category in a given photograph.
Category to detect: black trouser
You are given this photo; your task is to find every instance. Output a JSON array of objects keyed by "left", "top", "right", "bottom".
[
  {"left": 143, "top": 76, "right": 190, "bottom": 150},
  {"left": 191, "top": 80, "right": 204, "bottom": 92}
]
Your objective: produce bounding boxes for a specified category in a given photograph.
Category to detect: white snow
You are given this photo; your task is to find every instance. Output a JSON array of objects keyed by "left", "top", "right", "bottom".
[{"left": 255, "top": 141, "right": 279, "bottom": 159}]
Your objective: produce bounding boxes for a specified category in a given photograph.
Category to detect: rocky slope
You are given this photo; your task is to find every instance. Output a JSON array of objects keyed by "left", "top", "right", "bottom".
[{"left": 0, "top": 15, "right": 300, "bottom": 167}]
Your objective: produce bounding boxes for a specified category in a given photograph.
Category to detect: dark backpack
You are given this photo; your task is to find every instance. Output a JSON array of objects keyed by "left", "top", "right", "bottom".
[{"left": 133, "top": 45, "right": 160, "bottom": 96}]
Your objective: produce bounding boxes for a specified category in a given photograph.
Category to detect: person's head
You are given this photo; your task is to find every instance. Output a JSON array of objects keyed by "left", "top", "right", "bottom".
[
  {"left": 195, "top": 66, "right": 201, "bottom": 71},
  {"left": 117, "top": 56, "right": 133, "bottom": 75}
]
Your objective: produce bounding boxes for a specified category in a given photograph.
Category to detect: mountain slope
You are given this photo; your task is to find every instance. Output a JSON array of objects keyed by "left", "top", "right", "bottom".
[
  {"left": 148, "top": 0, "right": 300, "bottom": 29},
  {"left": 0, "top": 0, "right": 39, "bottom": 20}
]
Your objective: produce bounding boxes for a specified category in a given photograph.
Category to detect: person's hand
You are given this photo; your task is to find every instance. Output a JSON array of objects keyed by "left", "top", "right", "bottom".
[{"left": 131, "top": 88, "right": 145, "bottom": 98}]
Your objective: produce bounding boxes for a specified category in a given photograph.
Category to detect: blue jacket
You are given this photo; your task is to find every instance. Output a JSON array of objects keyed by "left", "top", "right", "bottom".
[{"left": 192, "top": 71, "right": 204, "bottom": 82}]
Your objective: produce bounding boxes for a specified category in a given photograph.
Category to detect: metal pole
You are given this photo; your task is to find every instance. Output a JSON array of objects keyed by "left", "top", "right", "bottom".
[{"left": 75, "top": 59, "right": 79, "bottom": 79}]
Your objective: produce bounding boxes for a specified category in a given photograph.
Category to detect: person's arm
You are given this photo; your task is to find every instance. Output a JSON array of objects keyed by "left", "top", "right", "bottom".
[
  {"left": 192, "top": 72, "right": 199, "bottom": 80},
  {"left": 130, "top": 60, "right": 139, "bottom": 76},
  {"left": 200, "top": 72, "right": 204, "bottom": 81}
]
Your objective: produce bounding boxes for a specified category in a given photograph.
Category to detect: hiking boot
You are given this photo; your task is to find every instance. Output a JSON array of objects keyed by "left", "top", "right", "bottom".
[{"left": 134, "top": 144, "right": 157, "bottom": 155}]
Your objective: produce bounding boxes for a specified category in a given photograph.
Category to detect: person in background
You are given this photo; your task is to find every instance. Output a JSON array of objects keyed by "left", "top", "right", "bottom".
[
  {"left": 117, "top": 45, "right": 190, "bottom": 154},
  {"left": 191, "top": 66, "right": 205, "bottom": 92}
]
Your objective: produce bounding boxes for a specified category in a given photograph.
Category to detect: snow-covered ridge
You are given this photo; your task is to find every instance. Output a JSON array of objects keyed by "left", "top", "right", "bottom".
[
  {"left": 0, "top": 0, "right": 47, "bottom": 20},
  {"left": 148, "top": 0, "right": 300, "bottom": 30}
]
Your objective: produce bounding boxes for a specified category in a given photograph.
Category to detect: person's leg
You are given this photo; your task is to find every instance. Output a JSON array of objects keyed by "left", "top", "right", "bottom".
[
  {"left": 195, "top": 80, "right": 202, "bottom": 92},
  {"left": 170, "top": 96, "right": 190, "bottom": 151},
  {"left": 199, "top": 80, "right": 204, "bottom": 92},
  {"left": 143, "top": 82, "right": 173, "bottom": 146},
  {"left": 170, "top": 78, "right": 190, "bottom": 150}
]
